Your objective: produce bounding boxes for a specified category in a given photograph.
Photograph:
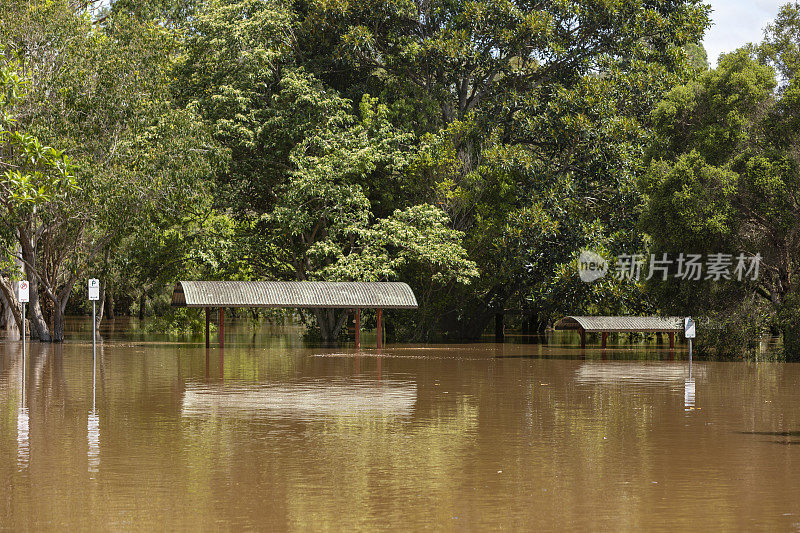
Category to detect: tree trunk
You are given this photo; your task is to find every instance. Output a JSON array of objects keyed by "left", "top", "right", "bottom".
[
  {"left": 106, "top": 283, "right": 115, "bottom": 319},
  {"left": 458, "top": 283, "right": 518, "bottom": 341},
  {"left": 537, "top": 316, "right": 548, "bottom": 334},
  {"left": 312, "top": 308, "right": 349, "bottom": 342},
  {"left": 97, "top": 249, "right": 111, "bottom": 325},
  {"left": 55, "top": 272, "right": 83, "bottom": 342},
  {"left": 19, "top": 227, "right": 51, "bottom": 342},
  {"left": 313, "top": 308, "right": 334, "bottom": 341},
  {"left": 0, "top": 281, "right": 21, "bottom": 339},
  {"left": 0, "top": 242, "right": 25, "bottom": 338},
  {"left": 52, "top": 301, "right": 66, "bottom": 342},
  {"left": 97, "top": 277, "right": 106, "bottom": 325},
  {"left": 385, "top": 314, "right": 395, "bottom": 344}
]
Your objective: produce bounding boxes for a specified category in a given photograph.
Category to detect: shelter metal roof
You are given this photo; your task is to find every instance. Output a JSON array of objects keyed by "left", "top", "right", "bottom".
[
  {"left": 171, "top": 281, "right": 418, "bottom": 309},
  {"left": 554, "top": 316, "right": 682, "bottom": 333}
]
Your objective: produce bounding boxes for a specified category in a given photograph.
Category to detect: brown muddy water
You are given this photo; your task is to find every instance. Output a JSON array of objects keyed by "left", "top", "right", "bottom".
[{"left": 1, "top": 319, "right": 800, "bottom": 531}]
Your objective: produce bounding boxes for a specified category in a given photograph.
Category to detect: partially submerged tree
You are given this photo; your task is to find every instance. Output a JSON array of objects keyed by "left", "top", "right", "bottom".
[
  {"left": 0, "top": 0, "right": 719, "bottom": 344},
  {"left": 179, "top": 0, "right": 478, "bottom": 340},
  {"left": 640, "top": 39, "right": 800, "bottom": 357},
  {"left": 1, "top": 2, "right": 219, "bottom": 340},
  {"left": 175, "top": 0, "right": 710, "bottom": 340},
  {"left": 0, "top": 47, "right": 77, "bottom": 341},
  {"left": 299, "top": 0, "right": 712, "bottom": 337}
]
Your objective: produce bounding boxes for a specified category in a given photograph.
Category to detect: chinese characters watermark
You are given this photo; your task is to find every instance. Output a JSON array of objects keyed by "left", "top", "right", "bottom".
[{"left": 577, "top": 251, "right": 761, "bottom": 283}]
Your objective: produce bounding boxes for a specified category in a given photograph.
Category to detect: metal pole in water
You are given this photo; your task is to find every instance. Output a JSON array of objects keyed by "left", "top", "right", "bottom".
[
  {"left": 92, "top": 337, "right": 96, "bottom": 413},
  {"left": 92, "top": 299, "right": 96, "bottom": 362},
  {"left": 88, "top": 341, "right": 100, "bottom": 474},
  {"left": 688, "top": 338, "right": 693, "bottom": 379},
  {"left": 87, "top": 277, "right": 101, "bottom": 473},
  {"left": 21, "top": 302, "right": 26, "bottom": 407}
]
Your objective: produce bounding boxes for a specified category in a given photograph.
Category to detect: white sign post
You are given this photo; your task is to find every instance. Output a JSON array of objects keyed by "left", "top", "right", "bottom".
[
  {"left": 16, "top": 281, "right": 29, "bottom": 358},
  {"left": 87, "top": 279, "right": 100, "bottom": 472},
  {"left": 89, "top": 279, "right": 100, "bottom": 301},
  {"left": 17, "top": 280, "right": 29, "bottom": 303},
  {"left": 685, "top": 317, "right": 696, "bottom": 379},
  {"left": 684, "top": 317, "right": 696, "bottom": 339},
  {"left": 89, "top": 279, "right": 99, "bottom": 360}
]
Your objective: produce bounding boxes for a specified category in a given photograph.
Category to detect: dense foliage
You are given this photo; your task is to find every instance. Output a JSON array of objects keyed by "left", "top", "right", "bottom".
[
  {"left": 15, "top": 0, "right": 800, "bottom": 354},
  {"left": 640, "top": 4, "right": 800, "bottom": 358}
]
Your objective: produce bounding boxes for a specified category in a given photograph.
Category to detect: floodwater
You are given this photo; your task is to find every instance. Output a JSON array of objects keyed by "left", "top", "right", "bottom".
[{"left": 2, "top": 320, "right": 800, "bottom": 531}]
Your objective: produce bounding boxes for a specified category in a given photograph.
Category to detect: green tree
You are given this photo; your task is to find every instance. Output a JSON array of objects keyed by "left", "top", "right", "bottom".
[
  {"left": 179, "top": 0, "right": 478, "bottom": 340},
  {"left": 1, "top": 1, "right": 219, "bottom": 340},
  {"left": 298, "top": 0, "right": 710, "bottom": 337},
  {"left": 640, "top": 42, "right": 800, "bottom": 357},
  {"left": 0, "top": 47, "right": 77, "bottom": 336}
]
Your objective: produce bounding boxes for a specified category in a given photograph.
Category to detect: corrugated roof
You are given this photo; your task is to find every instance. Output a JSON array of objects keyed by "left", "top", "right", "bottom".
[
  {"left": 172, "top": 281, "right": 418, "bottom": 309},
  {"left": 554, "top": 316, "right": 682, "bottom": 332}
]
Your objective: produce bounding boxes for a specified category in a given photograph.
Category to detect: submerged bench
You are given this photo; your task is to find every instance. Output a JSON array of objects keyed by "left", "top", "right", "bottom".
[{"left": 554, "top": 316, "right": 683, "bottom": 348}]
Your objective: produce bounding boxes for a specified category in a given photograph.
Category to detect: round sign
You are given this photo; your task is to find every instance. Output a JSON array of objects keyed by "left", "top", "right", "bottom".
[{"left": 20, "top": 281, "right": 28, "bottom": 290}]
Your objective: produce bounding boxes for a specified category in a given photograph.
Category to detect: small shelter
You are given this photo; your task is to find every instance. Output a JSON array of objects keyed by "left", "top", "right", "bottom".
[
  {"left": 554, "top": 316, "right": 683, "bottom": 348},
  {"left": 171, "top": 281, "right": 418, "bottom": 348}
]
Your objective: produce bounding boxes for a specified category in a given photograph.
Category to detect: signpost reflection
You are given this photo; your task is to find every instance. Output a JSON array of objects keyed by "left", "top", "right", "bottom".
[
  {"left": 17, "top": 345, "right": 28, "bottom": 471},
  {"left": 88, "top": 341, "right": 100, "bottom": 475}
]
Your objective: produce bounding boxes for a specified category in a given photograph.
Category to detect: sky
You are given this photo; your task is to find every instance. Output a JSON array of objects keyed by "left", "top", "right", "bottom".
[{"left": 703, "top": 0, "right": 790, "bottom": 66}]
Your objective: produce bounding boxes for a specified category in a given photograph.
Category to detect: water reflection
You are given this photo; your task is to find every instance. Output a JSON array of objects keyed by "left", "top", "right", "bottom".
[
  {"left": 684, "top": 378, "right": 696, "bottom": 410},
  {"left": 88, "top": 344, "right": 100, "bottom": 475},
  {"left": 574, "top": 361, "right": 706, "bottom": 384},
  {"left": 4, "top": 327, "right": 800, "bottom": 530},
  {"left": 17, "top": 344, "right": 28, "bottom": 471},
  {"left": 87, "top": 412, "right": 100, "bottom": 474},
  {"left": 182, "top": 379, "right": 417, "bottom": 419},
  {"left": 16, "top": 406, "right": 29, "bottom": 470}
]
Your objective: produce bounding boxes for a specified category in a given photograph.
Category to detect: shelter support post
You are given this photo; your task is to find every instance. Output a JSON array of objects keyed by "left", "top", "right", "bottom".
[
  {"left": 377, "top": 308, "right": 383, "bottom": 349},
  {"left": 580, "top": 329, "right": 586, "bottom": 349},
  {"left": 355, "top": 308, "right": 361, "bottom": 350},
  {"left": 601, "top": 332, "right": 608, "bottom": 349},
  {"left": 669, "top": 332, "right": 675, "bottom": 348},
  {"left": 219, "top": 307, "right": 224, "bottom": 349},
  {"left": 205, "top": 307, "right": 210, "bottom": 348}
]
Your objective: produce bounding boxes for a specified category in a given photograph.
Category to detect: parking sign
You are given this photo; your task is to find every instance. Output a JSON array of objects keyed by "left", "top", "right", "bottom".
[{"left": 89, "top": 279, "right": 100, "bottom": 301}]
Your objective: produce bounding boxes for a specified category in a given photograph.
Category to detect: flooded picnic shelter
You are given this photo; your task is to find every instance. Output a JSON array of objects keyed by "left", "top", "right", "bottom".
[
  {"left": 171, "top": 281, "right": 418, "bottom": 348},
  {"left": 554, "top": 316, "right": 683, "bottom": 348}
]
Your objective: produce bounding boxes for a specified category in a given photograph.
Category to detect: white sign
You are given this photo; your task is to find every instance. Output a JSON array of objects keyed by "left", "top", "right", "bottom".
[
  {"left": 684, "top": 317, "right": 696, "bottom": 339},
  {"left": 17, "top": 280, "right": 29, "bottom": 303},
  {"left": 88, "top": 278, "right": 100, "bottom": 301}
]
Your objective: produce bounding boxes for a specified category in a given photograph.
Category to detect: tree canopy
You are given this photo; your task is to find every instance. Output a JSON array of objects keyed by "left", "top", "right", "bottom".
[
  {"left": 33, "top": 0, "right": 800, "bottom": 353},
  {"left": 640, "top": 25, "right": 800, "bottom": 356}
]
